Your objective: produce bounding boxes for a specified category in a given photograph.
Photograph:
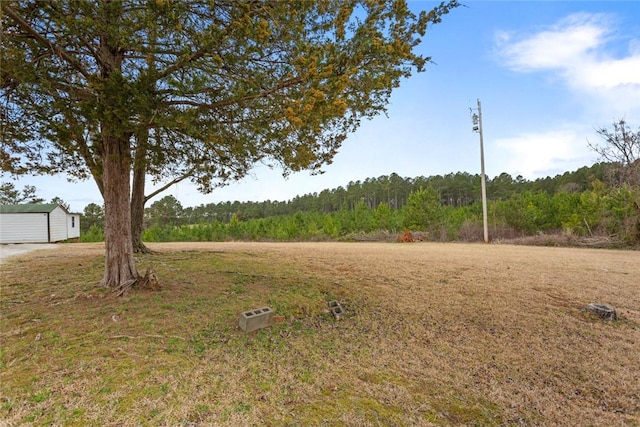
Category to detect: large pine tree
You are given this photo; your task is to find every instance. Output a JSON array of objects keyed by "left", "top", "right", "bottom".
[{"left": 1, "top": 0, "right": 459, "bottom": 289}]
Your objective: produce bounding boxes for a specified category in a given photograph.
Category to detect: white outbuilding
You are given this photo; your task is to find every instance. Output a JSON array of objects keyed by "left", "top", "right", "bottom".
[{"left": 0, "top": 204, "right": 81, "bottom": 244}]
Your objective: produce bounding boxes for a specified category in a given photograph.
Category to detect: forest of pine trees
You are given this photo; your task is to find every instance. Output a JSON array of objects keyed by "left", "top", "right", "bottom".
[{"left": 79, "top": 162, "right": 640, "bottom": 247}]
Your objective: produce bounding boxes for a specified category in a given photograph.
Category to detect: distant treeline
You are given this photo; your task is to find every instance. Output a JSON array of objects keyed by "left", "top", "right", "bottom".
[{"left": 80, "top": 162, "right": 639, "bottom": 246}]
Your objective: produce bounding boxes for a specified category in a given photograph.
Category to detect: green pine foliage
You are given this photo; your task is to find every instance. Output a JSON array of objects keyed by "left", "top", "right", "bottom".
[
  {"left": 79, "top": 224, "right": 104, "bottom": 243},
  {"left": 85, "top": 163, "right": 639, "bottom": 246}
]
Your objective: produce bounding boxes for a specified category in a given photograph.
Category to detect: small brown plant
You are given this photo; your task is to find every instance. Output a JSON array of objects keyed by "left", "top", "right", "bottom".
[{"left": 398, "top": 229, "right": 414, "bottom": 243}]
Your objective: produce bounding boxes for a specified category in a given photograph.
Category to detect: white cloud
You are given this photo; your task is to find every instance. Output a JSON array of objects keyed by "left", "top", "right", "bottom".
[
  {"left": 493, "top": 128, "right": 594, "bottom": 179},
  {"left": 495, "top": 13, "right": 640, "bottom": 92},
  {"left": 496, "top": 14, "right": 606, "bottom": 72},
  {"left": 580, "top": 56, "right": 640, "bottom": 89},
  {"left": 492, "top": 12, "right": 640, "bottom": 177}
]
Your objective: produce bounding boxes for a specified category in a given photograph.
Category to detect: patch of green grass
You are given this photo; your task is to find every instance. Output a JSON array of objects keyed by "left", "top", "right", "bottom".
[
  {"left": 423, "top": 394, "right": 503, "bottom": 426},
  {"left": 187, "top": 403, "right": 213, "bottom": 422},
  {"left": 1, "top": 398, "right": 13, "bottom": 412},
  {"left": 2, "top": 247, "right": 344, "bottom": 424},
  {"left": 234, "top": 402, "right": 251, "bottom": 414},
  {"left": 291, "top": 390, "right": 406, "bottom": 425},
  {"left": 228, "top": 281, "right": 248, "bottom": 295},
  {"left": 30, "top": 390, "right": 51, "bottom": 403}
]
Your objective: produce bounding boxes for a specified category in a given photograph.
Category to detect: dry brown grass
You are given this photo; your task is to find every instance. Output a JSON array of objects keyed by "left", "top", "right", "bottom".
[{"left": 1, "top": 242, "right": 639, "bottom": 426}]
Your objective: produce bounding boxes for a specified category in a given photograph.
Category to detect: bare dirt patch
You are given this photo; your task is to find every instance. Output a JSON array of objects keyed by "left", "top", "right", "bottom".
[{"left": 1, "top": 242, "right": 638, "bottom": 425}]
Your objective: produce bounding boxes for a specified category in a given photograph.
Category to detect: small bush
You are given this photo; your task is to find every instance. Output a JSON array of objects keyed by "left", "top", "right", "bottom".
[{"left": 79, "top": 224, "right": 104, "bottom": 242}]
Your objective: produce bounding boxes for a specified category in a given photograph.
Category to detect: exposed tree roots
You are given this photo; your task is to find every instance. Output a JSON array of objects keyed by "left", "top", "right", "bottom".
[
  {"left": 133, "top": 241, "right": 157, "bottom": 254},
  {"left": 114, "top": 268, "right": 160, "bottom": 297}
]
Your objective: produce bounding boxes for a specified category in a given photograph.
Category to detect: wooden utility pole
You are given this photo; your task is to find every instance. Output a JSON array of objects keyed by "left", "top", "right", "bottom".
[{"left": 472, "top": 99, "right": 489, "bottom": 243}]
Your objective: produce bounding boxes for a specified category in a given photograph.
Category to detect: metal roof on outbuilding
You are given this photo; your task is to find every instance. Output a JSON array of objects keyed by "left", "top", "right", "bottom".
[{"left": 0, "top": 204, "right": 67, "bottom": 214}]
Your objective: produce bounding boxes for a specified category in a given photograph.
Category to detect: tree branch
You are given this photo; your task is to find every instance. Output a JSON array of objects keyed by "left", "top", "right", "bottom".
[
  {"left": 162, "top": 76, "right": 304, "bottom": 110},
  {"left": 49, "top": 80, "right": 93, "bottom": 101},
  {"left": 144, "top": 169, "right": 196, "bottom": 203},
  {"left": 1, "top": 4, "right": 91, "bottom": 81},
  {"left": 156, "top": 50, "right": 207, "bottom": 80}
]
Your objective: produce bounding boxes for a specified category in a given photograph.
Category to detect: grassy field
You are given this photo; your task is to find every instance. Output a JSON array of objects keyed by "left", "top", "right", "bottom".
[{"left": 1, "top": 242, "right": 639, "bottom": 426}]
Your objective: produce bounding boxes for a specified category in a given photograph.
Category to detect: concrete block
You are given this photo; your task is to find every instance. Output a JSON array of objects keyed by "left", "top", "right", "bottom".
[
  {"left": 239, "top": 306, "right": 274, "bottom": 332},
  {"left": 328, "top": 300, "right": 345, "bottom": 319},
  {"left": 328, "top": 300, "right": 339, "bottom": 308},
  {"left": 585, "top": 303, "right": 617, "bottom": 321}
]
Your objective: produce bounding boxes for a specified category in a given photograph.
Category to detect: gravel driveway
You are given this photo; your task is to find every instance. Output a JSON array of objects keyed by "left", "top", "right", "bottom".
[{"left": 0, "top": 243, "right": 60, "bottom": 263}]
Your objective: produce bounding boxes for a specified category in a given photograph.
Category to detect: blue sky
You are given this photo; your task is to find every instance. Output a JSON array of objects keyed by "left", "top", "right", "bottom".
[{"left": 5, "top": 1, "right": 640, "bottom": 212}]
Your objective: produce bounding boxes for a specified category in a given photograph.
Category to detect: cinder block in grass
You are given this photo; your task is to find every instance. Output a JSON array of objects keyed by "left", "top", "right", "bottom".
[
  {"left": 239, "top": 307, "right": 274, "bottom": 332},
  {"left": 585, "top": 303, "right": 617, "bottom": 321},
  {"left": 328, "top": 300, "right": 345, "bottom": 319}
]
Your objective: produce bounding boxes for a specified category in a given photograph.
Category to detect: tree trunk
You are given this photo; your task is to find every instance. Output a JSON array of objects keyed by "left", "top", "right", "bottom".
[
  {"left": 100, "top": 134, "right": 140, "bottom": 288},
  {"left": 131, "top": 186, "right": 151, "bottom": 253},
  {"left": 131, "top": 131, "right": 153, "bottom": 254}
]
